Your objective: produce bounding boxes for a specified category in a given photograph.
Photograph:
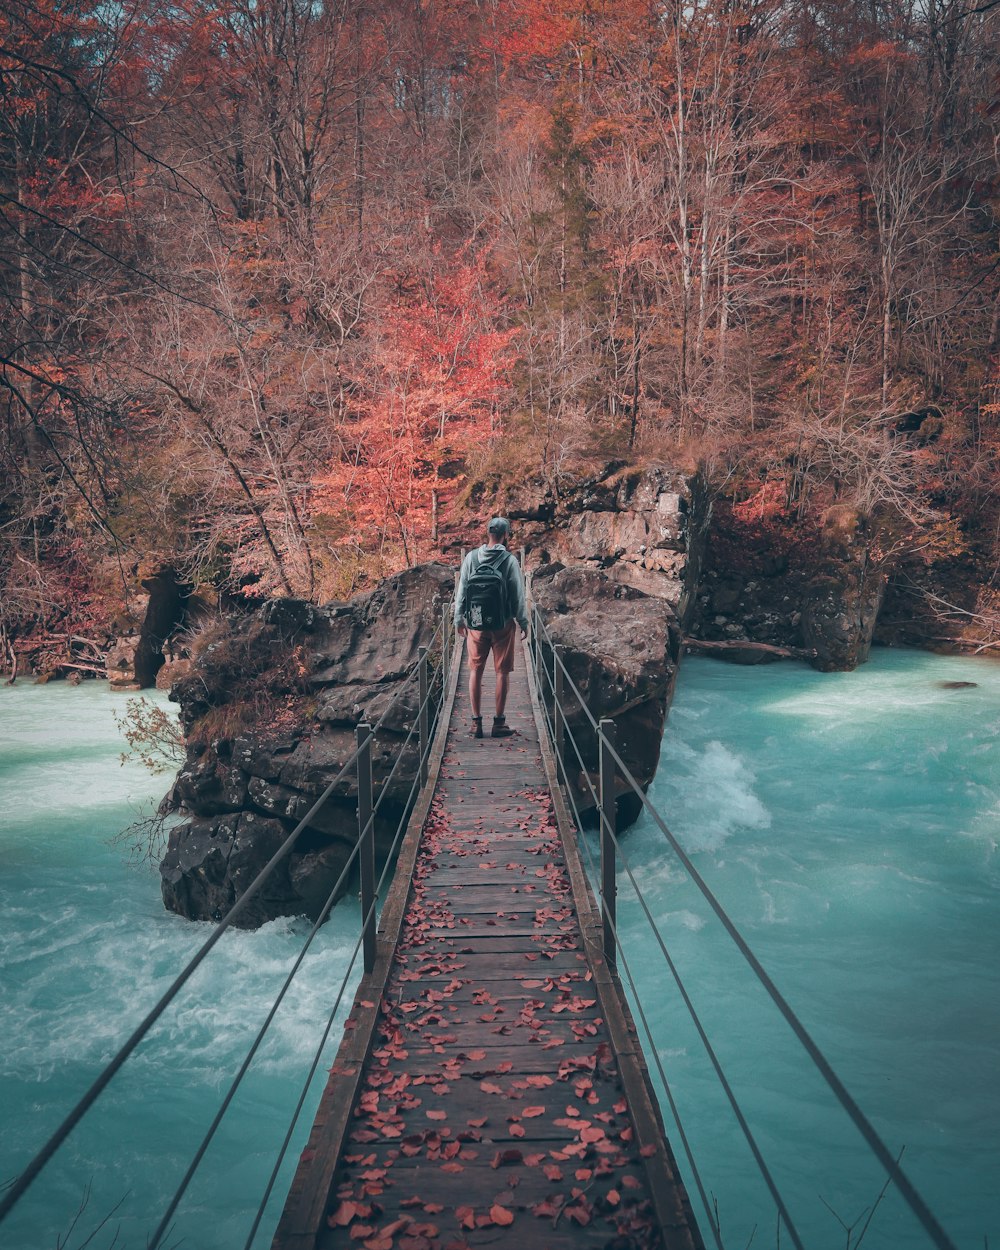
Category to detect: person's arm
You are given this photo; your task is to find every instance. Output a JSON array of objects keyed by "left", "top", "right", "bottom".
[
  {"left": 508, "top": 555, "right": 528, "bottom": 636},
  {"left": 454, "top": 553, "right": 472, "bottom": 633}
]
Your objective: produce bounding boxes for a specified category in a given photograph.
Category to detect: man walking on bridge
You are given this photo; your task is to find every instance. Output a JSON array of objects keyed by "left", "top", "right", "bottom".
[{"left": 455, "top": 517, "right": 528, "bottom": 739}]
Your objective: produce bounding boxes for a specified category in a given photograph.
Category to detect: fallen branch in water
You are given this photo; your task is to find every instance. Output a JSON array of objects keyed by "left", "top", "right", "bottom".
[{"left": 683, "top": 637, "right": 817, "bottom": 663}]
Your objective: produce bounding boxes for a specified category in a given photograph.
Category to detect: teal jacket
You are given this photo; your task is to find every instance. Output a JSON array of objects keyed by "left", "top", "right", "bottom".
[{"left": 454, "top": 544, "right": 528, "bottom": 634}]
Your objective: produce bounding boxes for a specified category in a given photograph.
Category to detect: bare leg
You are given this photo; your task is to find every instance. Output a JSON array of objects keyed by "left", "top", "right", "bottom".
[
  {"left": 469, "top": 665, "right": 484, "bottom": 718},
  {"left": 495, "top": 670, "right": 510, "bottom": 717}
]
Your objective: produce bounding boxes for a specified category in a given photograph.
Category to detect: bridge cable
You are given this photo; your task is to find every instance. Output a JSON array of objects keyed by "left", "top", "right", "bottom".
[
  {"left": 532, "top": 619, "right": 958, "bottom": 1250},
  {"left": 146, "top": 833, "right": 365, "bottom": 1250},
  {"left": 532, "top": 614, "right": 599, "bottom": 731},
  {"left": 531, "top": 656, "right": 727, "bottom": 1250},
  {"left": 0, "top": 624, "right": 444, "bottom": 1229},
  {"left": 592, "top": 682, "right": 959, "bottom": 1250},
  {"left": 152, "top": 652, "right": 447, "bottom": 1247},
  {"left": 242, "top": 698, "right": 439, "bottom": 1249},
  {"left": 541, "top": 660, "right": 806, "bottom": 1249}
]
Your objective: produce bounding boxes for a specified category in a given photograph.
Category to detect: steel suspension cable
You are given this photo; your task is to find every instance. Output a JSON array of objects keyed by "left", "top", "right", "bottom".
[
  {"left": 530, "top": 621, "right": 943, "bottom": 1250},
  {"left": 147, "top": 832, "right": 366, "bottom": 1250},
  {"left": 241, "top": 670, "right": 446, "bottom": 1249},
  {"left": 600, "top": 735, "right": 959, "bottom": 1250},
  {"left": 0, "top": 617, "right": 448, "bottom": 1228},
  {"left": 161, "top": 639, "right": 450, "bottom": 1247},
  {"left": 556, "top": 705, "right": 808, "bottom": 1250},
  {"left": 0, "top": 743, "right": 362, "bottom": 1227},
  {"left": 530, "top": 669, "right": 725, "bottom": 1250},
  {"left": 531, "top": 610, "right": 599, "bottom": 731}
]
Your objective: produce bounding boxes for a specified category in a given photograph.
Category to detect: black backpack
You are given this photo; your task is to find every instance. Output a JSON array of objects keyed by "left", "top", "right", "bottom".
[{"left": 464, "top": 550, "right": 512, "bottom": 630}]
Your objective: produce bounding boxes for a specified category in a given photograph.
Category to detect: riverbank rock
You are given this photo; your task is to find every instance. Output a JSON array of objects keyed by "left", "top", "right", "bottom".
[
  {"left": 530, "top": 562, "right": 682, "bottom": 827},
  {"left": 160, "top": 563, "right": 454, "bottom": 928},
  {"left": 106, "top": 635, "right": 143, "bottom": 690},
  {"left": 687, "top": 502, "right": 888, "bottom": 672},
  {"left": 465, "top": 462, "right": 706, "bottom": 821}
]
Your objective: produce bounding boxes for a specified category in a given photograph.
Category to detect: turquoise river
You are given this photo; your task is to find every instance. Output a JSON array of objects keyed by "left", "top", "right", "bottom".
[{"left": 0, "top": 647, "right": 997, "bottom": 1250}]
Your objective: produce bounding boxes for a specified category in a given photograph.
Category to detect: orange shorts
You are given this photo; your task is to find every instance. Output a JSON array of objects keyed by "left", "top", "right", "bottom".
[{"left": 466, "top": 620, "right": 517, "bottom": 674}]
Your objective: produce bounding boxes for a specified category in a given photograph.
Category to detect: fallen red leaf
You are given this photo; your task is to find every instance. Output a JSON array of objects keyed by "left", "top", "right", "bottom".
[
  {"left": 328, "top": 1200, "right": 357, "bottom": 1227},
  {"left": 566, "top": 1204, "right": 591, "bottom": 1227},
  {"left": 489, "top": 1204, "right": 515, "bottom": 1226}
]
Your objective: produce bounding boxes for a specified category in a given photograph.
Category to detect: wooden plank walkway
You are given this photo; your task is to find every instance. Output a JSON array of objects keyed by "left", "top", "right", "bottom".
[{"left": 274, "top": 641, "right": 702, "bottom": 1250}]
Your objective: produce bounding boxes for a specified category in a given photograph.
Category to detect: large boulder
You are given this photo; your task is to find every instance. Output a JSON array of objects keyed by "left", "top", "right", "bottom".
[
  {"left": 495, "top": 462, "right": 710, "bottom": 631},
  {"left": 797, "top": 505, "right": 888, "bottom": 670},
  {"left": 160, "top": 563, "right": 454, "bottom": 927},
  {"left": 530, "top": 563, "right": 681, "bottom": 827}
]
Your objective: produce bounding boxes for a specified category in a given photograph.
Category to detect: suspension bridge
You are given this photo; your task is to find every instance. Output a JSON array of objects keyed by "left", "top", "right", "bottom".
[{"left": 0, "top": 566, "right": 962, "bottom": 1250}]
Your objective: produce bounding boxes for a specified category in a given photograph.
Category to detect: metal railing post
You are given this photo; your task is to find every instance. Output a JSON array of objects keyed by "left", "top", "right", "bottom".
[
  {"left": 441, "top": 604, "right": 450, "bottom": 688},
  {"left": 418, "top": 645, "right": 429, "bottom": 789},
  {"left": 356, "top": 722, "right": 376, "bottom": 975},
  {"left": 554, "top": 644, "right": 565, "bottom": 774},
  {"left": 599, "top": 717, "right": 617, "bottom": 971}
]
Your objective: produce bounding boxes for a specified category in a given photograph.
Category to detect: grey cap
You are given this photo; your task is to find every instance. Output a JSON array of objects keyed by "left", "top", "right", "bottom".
[{"left": 487, "top": 516, "right": 510, "bottom": 537}]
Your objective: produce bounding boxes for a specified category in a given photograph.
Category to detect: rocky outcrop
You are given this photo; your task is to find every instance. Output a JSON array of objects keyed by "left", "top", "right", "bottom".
[
  {"left": 105, "top": 565, "right": 193, "bottom": 689},
  {"left": 688, "top": 502, "right": 889, "bottom": 671},
  {"left": 491, "top": 461, "right": 710, "bottom": 631},
  {"left": 530, "top": 563, "right": 682, "bottom": 826},
  {"left": 160, "top": 563, "right": 454, "bottom": 927},
  {"left": 106, "top": 635, "right": 143, "bottom": 690}
]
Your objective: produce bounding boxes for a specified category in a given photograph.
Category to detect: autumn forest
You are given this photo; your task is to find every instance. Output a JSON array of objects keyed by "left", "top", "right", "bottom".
[{"left": 2, "top": 0, "right": 998, "bottom": 662}]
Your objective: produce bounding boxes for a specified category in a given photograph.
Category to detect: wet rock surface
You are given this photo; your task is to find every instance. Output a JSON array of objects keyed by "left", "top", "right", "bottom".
[{"left": 160, "top": 563, "right": 454, "bottom": 927}]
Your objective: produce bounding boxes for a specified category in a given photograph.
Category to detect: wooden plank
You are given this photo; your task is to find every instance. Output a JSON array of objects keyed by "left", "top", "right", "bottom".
[
  {"left": 274, "top": 638, "right": 703, "bottom": 1250},
  {"left": 270, "top": 643, "right": 464, "bottom": 1250}
]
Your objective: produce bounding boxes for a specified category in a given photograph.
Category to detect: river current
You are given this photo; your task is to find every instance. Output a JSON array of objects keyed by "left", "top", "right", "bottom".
[{"left": 0, "top": 649, "right": 997, "bottom": 1250}]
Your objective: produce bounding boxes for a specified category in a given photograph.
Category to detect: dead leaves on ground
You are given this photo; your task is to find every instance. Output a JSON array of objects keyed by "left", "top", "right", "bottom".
[{"left": 324, "top": 765, "right": 661, "bottom": 1248}]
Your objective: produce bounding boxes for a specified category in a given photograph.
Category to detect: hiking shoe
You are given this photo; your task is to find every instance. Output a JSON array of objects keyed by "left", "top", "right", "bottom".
[
  {"left": 472, "top": 717, "right": 484, "bottom": 739},
  {"left": 491, "top": 717, "right": 515, "bottom": 738}
]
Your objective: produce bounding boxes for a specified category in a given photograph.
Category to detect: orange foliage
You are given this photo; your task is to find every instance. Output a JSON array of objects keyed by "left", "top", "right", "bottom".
[{"left": 311, "top": 250, "right": 519, "bottom": 561}]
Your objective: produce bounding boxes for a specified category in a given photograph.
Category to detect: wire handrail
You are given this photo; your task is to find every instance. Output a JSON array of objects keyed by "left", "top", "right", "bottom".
[
  {"left": 241, "top": 695, "right": 442, "bottom": 1249},
  {"left": 536, "top": 659, "right": 807, "bottom": 1250},
  {"left": 527, "top": 600, "right": 959, "bottom": 1250},
  {"left": 0, "top": 593, "right": 455, "bottom": 1234},
  {"left": 532, "top": 607, "right": 599, "bottom": 731},
  {"left": 532, "top": 632, "right": 809, "bottom": 1246},
  {"left": 531, "top": 661, "right": 726, "bottom": 1250}
]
